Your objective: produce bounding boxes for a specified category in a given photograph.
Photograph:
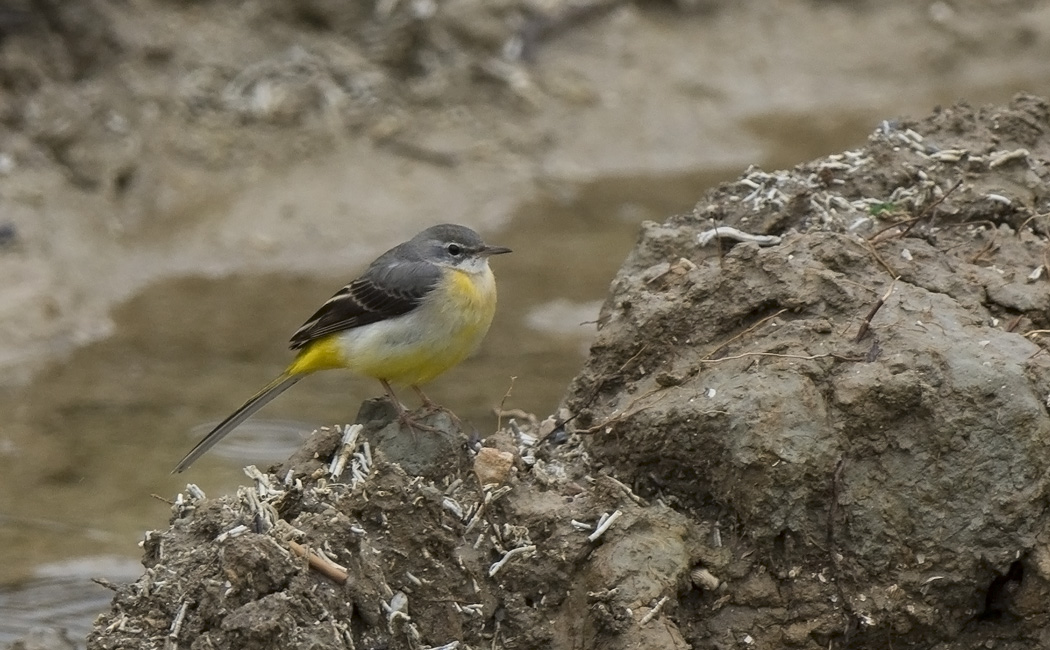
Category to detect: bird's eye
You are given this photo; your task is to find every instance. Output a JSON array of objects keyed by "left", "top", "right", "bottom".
[{"left": 446, "top": 243, "right": 463, "bottom": 256}]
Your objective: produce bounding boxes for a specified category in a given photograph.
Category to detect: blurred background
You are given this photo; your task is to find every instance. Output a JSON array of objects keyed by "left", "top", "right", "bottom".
[{"left": 1, "top": 0, "right": 1048, "bottom": 643}]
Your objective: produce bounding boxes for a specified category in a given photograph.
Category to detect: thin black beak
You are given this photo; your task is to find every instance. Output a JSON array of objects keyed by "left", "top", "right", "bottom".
[{"left": 482, "top": 245, "right": 512, "bottom": 256}]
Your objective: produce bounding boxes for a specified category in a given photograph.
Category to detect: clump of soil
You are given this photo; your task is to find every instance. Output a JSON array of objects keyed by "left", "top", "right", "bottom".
[
  {"left": 88, "top": 95, "right": 1050, "bottom": 650},
  {"left": 566, "top": 93, "right": 1050, "bottom": 648}
]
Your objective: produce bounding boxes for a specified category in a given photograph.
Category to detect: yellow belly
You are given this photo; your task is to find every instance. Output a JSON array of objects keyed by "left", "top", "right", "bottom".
[{"left": 288, "top": 267, "right": 498, "bottom": 387}]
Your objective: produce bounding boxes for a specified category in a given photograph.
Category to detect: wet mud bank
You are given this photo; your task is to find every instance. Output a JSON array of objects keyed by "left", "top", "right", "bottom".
[{"left": 84, "top": 95, "right": 1050, "bottom": 649}]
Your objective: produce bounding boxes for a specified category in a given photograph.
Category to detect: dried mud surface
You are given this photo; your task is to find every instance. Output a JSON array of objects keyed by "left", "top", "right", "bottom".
[
  {"left": 566, "top": 94, "right": 1050, "bottom": 648},
  {"left": 80, "top": 95, "right": 1050, "bottom": 649}
]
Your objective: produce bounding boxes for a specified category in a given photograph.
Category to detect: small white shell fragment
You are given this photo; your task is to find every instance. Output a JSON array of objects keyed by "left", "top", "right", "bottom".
[
  {"left": 691, "top": 567, "right": 721, "bottom": 590},
  {"left": 900, "top": 248, "right": 913, "bottom": 261},
  {"left": 1027, "top": 266, "right": 1044, "bottom": 282}
]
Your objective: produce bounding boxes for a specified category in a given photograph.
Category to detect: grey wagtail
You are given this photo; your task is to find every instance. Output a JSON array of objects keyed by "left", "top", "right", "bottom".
[{"left": 173, "top": 223, "right": 511, "bottom": 473}]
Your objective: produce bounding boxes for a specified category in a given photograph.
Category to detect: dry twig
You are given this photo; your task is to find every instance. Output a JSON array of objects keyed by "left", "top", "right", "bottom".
[
  {"left": 855, "top": 278, "right": 898, "bottom": 342},
  {"left": 496, "top": 377, "right": 517, "bottom": 432},
  {"left": 580, "top": 386, "right": 668, "bottom": 434},
  {"left": 702, "top": 308, "right": 788, "bottom": 361},
  {"left": 289, "top": 540, "right": 349, "bottom": 585},
  {"left": 699, "top": 351, "right": 863, "bottom": 365}
]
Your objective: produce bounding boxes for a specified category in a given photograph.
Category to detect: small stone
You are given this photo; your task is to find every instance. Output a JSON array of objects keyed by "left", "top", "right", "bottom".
[{"left": 474, "top": 447, "right": 514, "bottom": 486}]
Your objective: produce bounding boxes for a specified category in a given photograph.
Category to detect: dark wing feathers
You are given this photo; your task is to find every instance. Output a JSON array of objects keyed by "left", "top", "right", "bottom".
[{"left": 289, "top": 261, "right": 441, "bottom": 349}]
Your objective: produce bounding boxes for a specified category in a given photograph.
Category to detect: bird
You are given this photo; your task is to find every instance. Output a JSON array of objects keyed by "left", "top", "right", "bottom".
[{"left": 172, "top": 223, "right": 511, "bottom": 473}]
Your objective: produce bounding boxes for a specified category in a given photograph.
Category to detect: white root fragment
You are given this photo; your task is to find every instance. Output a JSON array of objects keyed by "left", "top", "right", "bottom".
[
  {"left": 243, "top": 465, "right": 273, "bottom": 495},
  {"left": 929, "top": 149, "right": 967, "bottom": 162},
  {"left": 442, "top": 497, "right": 464, "bottom": 519},
  {"left": 988, "top": 148, "right": 1029, "bottom": 168},
  {"left": 168, "top": 598, "right": 190, "bottom": 639},
  {"left": 444, "top": 478, "right": 463, "bottom": 495},
  {"left": 603, "top": 475, "right": 647, "bottom": 506},
  {"left": 697, "top": 227, "right": 782, "bottom": 247},
  {"left": 639, "top": 595, "right": 669, "bottom": 625},
  {"left": 216, "top": 524, "right": 249, "bottom": 542},
  {"left": 330, "top": 424, "right": 363, "bottom": 478},
  {"left": 595, "top": 512, "right": 610, "bottom": 529},
  {"left": 465, "top": 485, "right": 513, "bottom": 534},
  {"left": 488, "top": 545, "right": 537, "bottom": 577},
  {"left": 588, "top": 510, "right": 623, "bottom": 543},
  {"left": 454, "top": 603, "right": 483, "bottom": 617}
]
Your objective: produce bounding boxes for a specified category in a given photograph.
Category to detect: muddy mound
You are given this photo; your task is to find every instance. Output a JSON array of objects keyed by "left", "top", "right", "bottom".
[
  {"left": 566, "top": 94, "right": 1050, "bottom": 647},
  {"left": 88, "top": 401, "right": 702, "bottom": 650}
]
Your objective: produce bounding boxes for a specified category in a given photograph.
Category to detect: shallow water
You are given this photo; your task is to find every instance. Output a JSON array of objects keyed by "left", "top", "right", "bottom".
[{"left": 0, "top": 557, "right": 142, "bottom": 643}]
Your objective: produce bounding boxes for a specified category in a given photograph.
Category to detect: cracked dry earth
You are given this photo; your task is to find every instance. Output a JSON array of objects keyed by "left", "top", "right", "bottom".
[{"left": 90, "top": 95, "right": 1050, "bottom": 650}]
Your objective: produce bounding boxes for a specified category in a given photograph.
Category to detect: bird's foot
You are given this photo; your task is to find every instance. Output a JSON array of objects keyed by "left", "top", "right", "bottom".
[
  {"left": 395, "top": 409, "right": 442, "bottom": 435},
  {"left": 411, "top": 387, "right": 463, "bottom": 428}
]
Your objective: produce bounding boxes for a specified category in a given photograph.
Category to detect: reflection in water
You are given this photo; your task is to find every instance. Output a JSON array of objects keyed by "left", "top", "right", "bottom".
[{"left": 0, "top": 556, "right": 142, "bottom": 643}]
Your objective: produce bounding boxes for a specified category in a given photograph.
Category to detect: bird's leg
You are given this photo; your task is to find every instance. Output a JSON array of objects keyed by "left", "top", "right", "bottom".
[
  {"left": 412, "top": 385, "right": 439, "bottom": 411},
  {"left": 381, "top": 379, "right": 439, "bottom": 433},
  {"left": 411, "top": 385, "right": 462, "bottom": 428},
  {"left": 380, "top": 379, "right": 410, "bottom": 414}
]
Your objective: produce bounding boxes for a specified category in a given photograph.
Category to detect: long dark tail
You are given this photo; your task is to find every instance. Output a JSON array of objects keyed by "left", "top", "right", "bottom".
[{"left": 172, "top": 373, "right": 304, "bottom": 473}]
